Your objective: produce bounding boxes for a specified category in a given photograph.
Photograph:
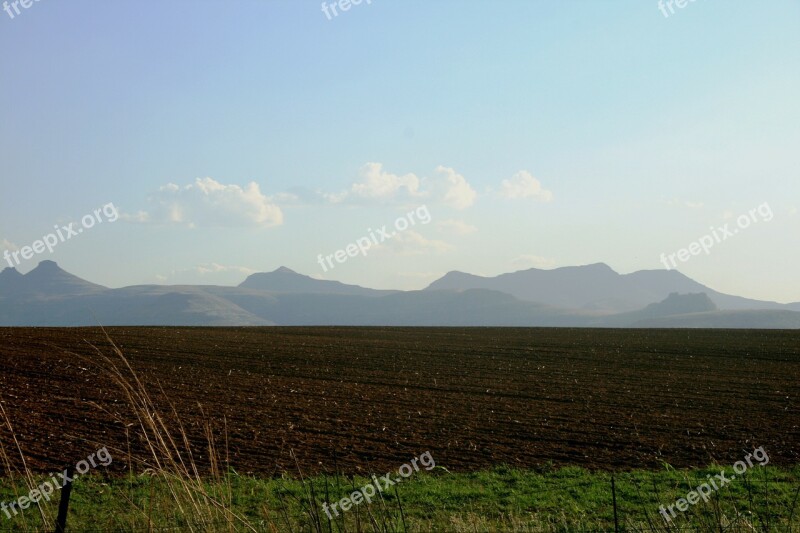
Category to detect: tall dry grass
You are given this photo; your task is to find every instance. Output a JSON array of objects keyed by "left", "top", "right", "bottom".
[
  {"left": 1, "top": 328, "right": 258, "bottom": 532},
  {"left": 73, "top": 330, "right": 258, "bottom": 532}
]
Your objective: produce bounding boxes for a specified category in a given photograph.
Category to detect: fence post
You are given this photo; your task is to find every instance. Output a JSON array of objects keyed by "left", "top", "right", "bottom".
[
  {"left": 611, "top": 474, "right": 620, "bottom": 533},
  {"left": 54, "top": 465, "right": 74, "bottom": 533}
]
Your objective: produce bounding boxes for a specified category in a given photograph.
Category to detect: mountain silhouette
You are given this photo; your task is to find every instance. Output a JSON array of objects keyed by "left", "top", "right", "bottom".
[
  {"left": 239, "top": 266, "right": 395, "bottom": 296},
  {"left": 0, "top": 260, "right": 106, "bottom": 297},
  {"left": 1, "top": 261, "right": 798, "bottom": 328},
  {"left": 426, "top": 263, "right": 798, "bottom": 313}
]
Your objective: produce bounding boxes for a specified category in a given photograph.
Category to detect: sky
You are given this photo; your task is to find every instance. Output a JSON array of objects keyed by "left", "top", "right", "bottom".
[{"left": 1, "top": 0, "right": 798, "bottom": 302}]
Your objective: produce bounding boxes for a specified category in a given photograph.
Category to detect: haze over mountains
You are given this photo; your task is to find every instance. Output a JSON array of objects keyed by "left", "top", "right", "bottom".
[
  {"left": 1, "top": 260, "right": 798, "bottom": 328},
  {"left": 427, "top": 263, "right": 800, "bottom": 313}
]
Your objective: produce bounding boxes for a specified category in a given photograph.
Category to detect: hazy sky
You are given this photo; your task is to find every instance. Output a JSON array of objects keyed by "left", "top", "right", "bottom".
[{"left": 1, "top": 0, "right": 798, "bottom": 302}]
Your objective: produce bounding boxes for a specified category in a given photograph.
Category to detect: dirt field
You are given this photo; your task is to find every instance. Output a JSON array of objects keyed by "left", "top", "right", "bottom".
[{"left": 0, "top": 327, "right": 798, "bottom": 475}]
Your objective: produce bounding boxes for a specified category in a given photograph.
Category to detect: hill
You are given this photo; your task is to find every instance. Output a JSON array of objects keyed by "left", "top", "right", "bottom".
[
  {"left": 0, "top": 261, "right": 797, "bottom": 328},
  {"left": 426, "top": 263, "right": 797, "bottom": 313}
]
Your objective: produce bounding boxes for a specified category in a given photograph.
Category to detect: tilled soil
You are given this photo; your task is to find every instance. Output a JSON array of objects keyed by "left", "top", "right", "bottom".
[{"left": 0, "top": 327, "right": 797, "bottom": 475}]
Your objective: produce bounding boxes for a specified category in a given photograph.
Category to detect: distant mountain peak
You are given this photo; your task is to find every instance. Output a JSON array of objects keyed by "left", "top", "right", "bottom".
[
  {"left": 11, "top": 260, "right": 107, "bottom": 295},
  {"left": 1, "top": 266, "right": 21, "bottom": 276},
  {"left": 30, "top": 260, "right": 63, "bottom": 272},
  {"left": 548, "top": 262, "right": 615, "bottom": 273},
  {"left": 1, "top": 262, "right": 797, "bottom": 328},
  {"left": 27, "top": 260, "right": 73, "bottom": 278},
  {"left": 426, "top": 262, "right": 709, "bottom": 313},
  {"left": 584, "top": 262, "right": 614, "bottom": 271},
  {"left": 643, "top": 292, "right": 718, "bottom": 316},
  {"left": 239, "top": 267, "right": 394, "bottom": 296},
  {"left": 440, "top": 270, "right": 475, "bottom": 278}
]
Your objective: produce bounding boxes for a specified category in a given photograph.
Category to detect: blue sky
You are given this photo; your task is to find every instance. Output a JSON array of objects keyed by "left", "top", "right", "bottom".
[{"left": 1, "top": 0, "right": 798, "bottom": 302}]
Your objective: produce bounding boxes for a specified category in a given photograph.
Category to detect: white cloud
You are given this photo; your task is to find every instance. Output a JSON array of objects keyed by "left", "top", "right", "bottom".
[
  {"left": 511, "top": 255, "right": 557, "bottom": 269},
  {"left": 138, "top": 178, "right": 283, "bottom": 228},
  {"left": 1, "top": 239, "right": 18, "bottom": 252},
  {"left": 375, "top": 230, "right": 454, "bottom": 256},
  {"left": 326, "top": 163, "right": 477, "bottom": 209},
  {"left": 498, "top": 171, "right": 553, "bottom": 202},
  {"left": 437, "top": 219, "right": 478, "bottom": 235},
  {"left": 346, "top": 162, "right": 423, "bottom": 202},
  {"left": 429, "top": 166, "right": 477, "bottom": 209}
]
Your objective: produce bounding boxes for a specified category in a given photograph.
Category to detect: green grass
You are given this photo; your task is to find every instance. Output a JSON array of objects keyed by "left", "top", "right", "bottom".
[{"left": 1, "top": 464, "right": 799, "bottom": 532}]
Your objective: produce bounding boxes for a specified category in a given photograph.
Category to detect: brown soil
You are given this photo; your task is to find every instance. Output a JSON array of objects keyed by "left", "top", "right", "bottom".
[{"left": 0, "top": 327, "right": 797, "bottom": 475}]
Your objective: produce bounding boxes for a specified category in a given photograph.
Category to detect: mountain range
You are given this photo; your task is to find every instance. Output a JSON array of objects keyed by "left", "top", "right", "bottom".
[{"left": 0, "top": 260, "right": 798, "bottom": 328}]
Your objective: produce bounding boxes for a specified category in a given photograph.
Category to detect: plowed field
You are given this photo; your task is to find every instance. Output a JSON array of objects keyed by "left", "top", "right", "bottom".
[{"left": 0, "top": 327, "right": 798, "bottom": 475}]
